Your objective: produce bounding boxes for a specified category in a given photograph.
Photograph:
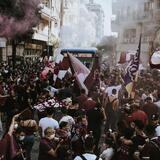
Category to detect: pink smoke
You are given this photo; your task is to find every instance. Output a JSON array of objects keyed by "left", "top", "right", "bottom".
[{"left": 0, "top": 0, "right": 40, "bottom": 38}]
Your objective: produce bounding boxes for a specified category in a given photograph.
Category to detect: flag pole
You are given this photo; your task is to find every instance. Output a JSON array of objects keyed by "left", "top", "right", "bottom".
[{"left": 130, "top": 34, "right": 142, "bottom": 99}]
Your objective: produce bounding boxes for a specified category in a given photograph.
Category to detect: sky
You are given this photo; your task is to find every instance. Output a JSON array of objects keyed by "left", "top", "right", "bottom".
[{"left": 97, "top": 0, "right": 112, "bottom": 36}]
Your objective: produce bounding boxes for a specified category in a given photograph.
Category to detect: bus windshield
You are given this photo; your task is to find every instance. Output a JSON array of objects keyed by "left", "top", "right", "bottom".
[{"left": 60, "top": 48, "right": 98, "bottom": 68}]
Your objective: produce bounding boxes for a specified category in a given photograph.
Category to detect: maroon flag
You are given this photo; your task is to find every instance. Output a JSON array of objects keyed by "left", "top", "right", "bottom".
[
  {"left": 118, "top": 52, "right": 127, "bottom": 64},
  {"left": 53, "top": 53, "right": 71, "bottom": 87},
  {"left": 84, "top": 55, "right": 100, "bottom": 91},
  {"left": 0, "top": 137, "right": 8, "bottom": 160},
  {"left": 0, "top": 134, "right": 17, "bottom": 160}
]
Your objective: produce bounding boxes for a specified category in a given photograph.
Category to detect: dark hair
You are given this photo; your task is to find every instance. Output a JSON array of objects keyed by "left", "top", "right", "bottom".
[
  {"left": 72, "top": 99, "right": 78, "bottom": 105},
  {"left": 61, "top": 108, "right": 68, "bottom": 115},
  {"left": 18, "top": 109, "right": 33, "bottom": 120},
  {"left": 76, "top": 116, "right": 82, "bottom": 123},
  {"left": 85, "top": 136, "right": 95, "bottom": 150},
  {"left": 112, "top": 89, "right": 117, "bottom": 94},
  {"left": 105, "top": 138, "right": 114, "bottom": 147},
  {"left": 145, "top": 124, "right": 155, "bottom": 136},
  {"left": 134, "top": 120, "right": 144, "bottom": 130},
  {"left": 46, "top": 107, "right": 54, "bottom": 115},
  {"left": 151, "top": 114, "right": 159, "bottom": 121},
  {"left": 15, "top": 127, "right": 25, "bottom": 134},
  {"left": 59, "top": 121, "right": 68, "bottom": 129},
  {"left": 124, "top": 128, "right": 134, "bottom": 139},
  {"left": 80, "top": 89, "right": 86, "bottom": 94},
  {"left": 145, "top": 97, "right": 152, "bottom": 101},
  {"left": 95, "top": 102, "right": 101, "bottom": 108}
]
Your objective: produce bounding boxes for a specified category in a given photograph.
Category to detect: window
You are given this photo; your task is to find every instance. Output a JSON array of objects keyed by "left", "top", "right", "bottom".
[
  {"left": 144, "top": 1, "right": 154, "bottom": 12},
  {"left": 157, "top": 0, "right": 160, "bottom": 9},
  {"left": 123, "top": 29, "right": 136, "bottom": 43}
]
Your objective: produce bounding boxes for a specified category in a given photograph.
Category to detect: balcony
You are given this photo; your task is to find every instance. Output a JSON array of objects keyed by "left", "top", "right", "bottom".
[{"left": 39, "top": 3, "right": 57, "bottom": 22}]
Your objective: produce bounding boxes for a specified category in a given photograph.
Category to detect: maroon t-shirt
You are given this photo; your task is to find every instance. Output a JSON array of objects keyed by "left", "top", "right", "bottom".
[
  {"left": 83, "top": 98, "right": 96, "bottom": 111},
  {"left": 76, "top": 94, "right": 88, "bottom": 108},
  {"left": 38, "top": 138, "right": 57, "bottom": 160}
]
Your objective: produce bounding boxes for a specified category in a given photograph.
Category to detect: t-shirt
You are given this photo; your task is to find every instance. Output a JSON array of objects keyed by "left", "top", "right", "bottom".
[
  {"left": 100, "top": 148, "right": 114, "bottom": 160},
  {"left": 155, "top": 125, "right": 160, "bottom": 137},
  {"left": 105, "top": 85, "right": 122, "bottom": 97},
  {"left": 39, "top": 117, "right": 59, "bottom": 137},
  {"left": 74, "top": 153, "right": 102, "bottom": 160},
  {"left": 132, "top": 135, "right": 146, "bottom": 150},
  {"left": 59, "top": 115, "right": 75, "bottom": 127},
  {"left": 38, "top": 138, "right": 56, "bottom": 160}
]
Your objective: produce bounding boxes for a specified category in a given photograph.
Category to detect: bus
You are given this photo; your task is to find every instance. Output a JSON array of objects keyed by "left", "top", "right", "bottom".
[{"left": 60, "top": 48, "right": 98, "bottom": 68}]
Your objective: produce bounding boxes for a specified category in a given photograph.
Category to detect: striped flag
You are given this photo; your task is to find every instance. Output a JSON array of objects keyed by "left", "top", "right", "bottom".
[{"left": 124, "top": 35, "right": 142, "bottom": 98}]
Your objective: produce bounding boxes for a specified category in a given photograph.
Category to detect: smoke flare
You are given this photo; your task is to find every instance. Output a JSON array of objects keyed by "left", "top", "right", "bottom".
[{"left": 0, "top": 0, "right": 40, "bottom": 38}]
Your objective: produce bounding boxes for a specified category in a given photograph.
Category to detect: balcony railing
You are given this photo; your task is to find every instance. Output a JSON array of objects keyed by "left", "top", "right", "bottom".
[{"left": 39, "top": 3, "right": 57, "bottom": 22}]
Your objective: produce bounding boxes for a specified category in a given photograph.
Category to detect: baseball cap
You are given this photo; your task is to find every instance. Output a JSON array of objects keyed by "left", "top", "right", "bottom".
[{"left": 151, "top": 114, "right": 159, "bottom": 121}]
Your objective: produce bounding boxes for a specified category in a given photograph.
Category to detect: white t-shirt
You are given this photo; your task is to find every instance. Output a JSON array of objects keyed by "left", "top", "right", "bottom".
[
  {"left": 154, "top": 101, "right": 160, "bottom": 114},
  {"left": 59, "top": 115, "right": 75, "bottom": 127},
  {"left": 155, "top": 125, "right": 160, "bottom": 137},
  {"left": 39, "top": 117, "right": 59, "bottom": 137},
  {"left": 74, "top": 153, "right": 102, "bottom": 160},
  {"left": 105, "top": 85, "right": 122, "bottom": 97},
  {"left": 142, "top": 93, "right": 154, "bottom": 102},
  {"left": 100, "top": 148, "right": 114, "bottom": 160}
]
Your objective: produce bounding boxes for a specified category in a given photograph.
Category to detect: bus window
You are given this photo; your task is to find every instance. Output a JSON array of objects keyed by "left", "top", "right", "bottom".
[{"left": 60, "top": 48, "right": 98, "bottom": 68}]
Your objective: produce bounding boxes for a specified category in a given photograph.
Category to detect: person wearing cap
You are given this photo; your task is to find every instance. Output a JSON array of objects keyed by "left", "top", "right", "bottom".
[
  {"left": 151, "top": 114, "right": 160, "bottom": 137},
  {"left": 130, "top": 103, "right": 148, "bottom": 125}
]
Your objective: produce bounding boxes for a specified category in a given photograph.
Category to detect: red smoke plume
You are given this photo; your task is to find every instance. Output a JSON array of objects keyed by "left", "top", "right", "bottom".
[{"left": 0, "top": 0, "right": 40, "bottom": 38}]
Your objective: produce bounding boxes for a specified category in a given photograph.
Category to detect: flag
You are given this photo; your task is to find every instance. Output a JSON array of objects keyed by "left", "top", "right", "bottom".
[
  {"left": 118, "top": 52, "right": 135, "bottom": 64},
  {"left": 53, "top": 53, "right": 71, "bottom": 87},
  {"left": 40, "top": 67, "right": 54, "bottom": 80},
  {"left": 67, "top": 53, "right": 90, "bottom": 94},
  {"left": 84, "top": 55, "right": 100, "bottom": 92},
  {"left": 124, "top": 35, "right": 142, "bottom": 97},
  {"left": 118, "top": 52, "right": 127, "bottom": 64},
  {"left": 0, "top": 134, "right": 17, "bottom": 160}
]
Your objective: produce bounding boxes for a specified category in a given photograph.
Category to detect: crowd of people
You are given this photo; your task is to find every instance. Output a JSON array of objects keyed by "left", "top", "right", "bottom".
[{"left": 0, "top": 59, "right": 160, "bottom": 160}]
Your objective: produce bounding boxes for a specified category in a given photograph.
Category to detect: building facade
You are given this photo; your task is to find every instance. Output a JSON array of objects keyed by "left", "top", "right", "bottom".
[
  {"left": 0, "top": 0, "right": 61, "bottom": 62},
  {"left": 86, "top": 0, "right": 105, "bottom": 42},
  {"left": 112, "top": 0, "right": 160, "bottom": 66}
]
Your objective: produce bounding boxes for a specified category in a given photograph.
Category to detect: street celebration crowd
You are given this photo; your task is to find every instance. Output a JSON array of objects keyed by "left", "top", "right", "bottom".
[{"left": 0, "top": 58, "right": 160, "bottom": 160}]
